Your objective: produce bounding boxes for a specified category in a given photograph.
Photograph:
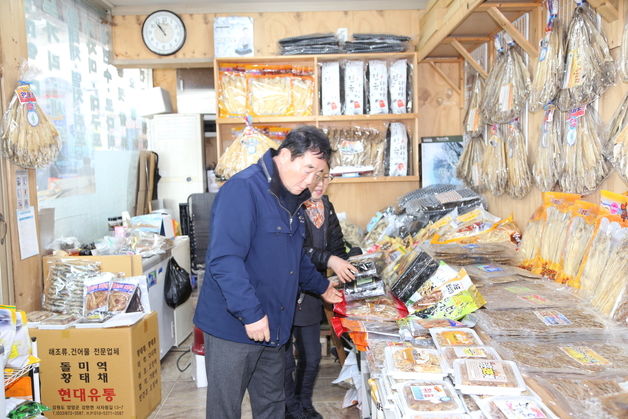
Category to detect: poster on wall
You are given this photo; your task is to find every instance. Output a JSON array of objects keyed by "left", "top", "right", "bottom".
[
  {"left": 420, "top": 136, "right": 464, "bottom": 187},
  {"left": 214, "top": 17, "right": 254, "bottom": 57}
]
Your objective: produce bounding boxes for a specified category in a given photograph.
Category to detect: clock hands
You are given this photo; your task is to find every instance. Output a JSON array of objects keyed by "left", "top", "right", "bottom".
[{"left": 156, "top": 23, "right": 167, "bottom": 36}]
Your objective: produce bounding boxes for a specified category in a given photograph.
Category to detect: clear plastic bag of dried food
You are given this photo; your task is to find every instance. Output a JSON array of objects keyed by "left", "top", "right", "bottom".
[
  {"left": 478, "top": 280, "right": 582, "bottom": 311},
  {"left": 622, "top": 24, "right": 628, "bottom": 82},
  {"left": 43, "top": 258, "right": 102, "bottom": 315},
  {"left": 327, "top": 126, "right": 386, "bottom": 175},
  {"left": 423, "top": 242, "right": 520, "bottom": 266},
  {"left": 108, "top": 277, "right": 139, "bottom": 313},
  {"left": 533, "top": 104, "right": 564, "bottom": 191},
  {"left": 503, "top": 120, "right": 532, "bottom": 199},
  {"left": 464, "top": 75, "right": 484, "bottom": 137},
  {"left": 605, "top": 93, "right": 628, "bottom": 184},
  {"left": 456, "top": 135, "right": 486, "bottom": 192},
  {"left": 217, "top": 65, "right": 247, "bottom": 118},
  {"left": 482, "top": 124, "right": 508, "bottom": 196}
]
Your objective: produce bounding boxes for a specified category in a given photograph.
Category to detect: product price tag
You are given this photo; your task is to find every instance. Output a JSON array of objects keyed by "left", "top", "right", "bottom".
[
  {"left": 439, "top": 330, "right": 476, "bottom": 346},
  {"left": 493, "top": 398, "right": 548, "bottom": 419},
  {"left": 466, "top": 360, "right": 508, "bottom": 383},
  {"left": 560, "top": 346, "right": 610, "bottom": 366},
  {"left": 15, "top": 84, "right": 37, "bottom": 104},
  {"left": 478, "top": 264, "right": 504, "bottom": 273},
  {"left": 454, "top": 347, "right": 487, "bottom": 358},
  {"left": 410, "top": 385, "right": 450, "bottom": 404},
  {"left": 534, "top": 310, "right": 572, "bottom": 326}
]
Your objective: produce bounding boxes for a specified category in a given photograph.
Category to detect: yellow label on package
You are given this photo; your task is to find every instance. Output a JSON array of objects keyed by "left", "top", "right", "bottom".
[
  {"left": 454, "top": 347, "right": 487, "bottom": 358},
  {"left": 439, "top": 330, "right": 476, "bottom": 346},
  {"left": 560, "top": 346, "right": 610, "bottom": 366},
  {"left": 466, "top": 360, "right": 507, "bottom": 383}
]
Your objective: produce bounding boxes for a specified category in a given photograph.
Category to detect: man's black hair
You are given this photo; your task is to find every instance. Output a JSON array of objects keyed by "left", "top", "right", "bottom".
[{"left": 278, "top": 126, "right": 331, "bottom": 163}]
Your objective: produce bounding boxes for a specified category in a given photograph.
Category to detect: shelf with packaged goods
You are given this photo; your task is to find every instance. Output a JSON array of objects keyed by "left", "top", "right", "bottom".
[
  {"left": 331, "top": 176, "right": 420, "bottom": 184},
  {"left": 317, "top": 113, "right": 417, "bottom": 122},
  {"left": 217, "top": 116, "right": 317, "bottom": 125}
]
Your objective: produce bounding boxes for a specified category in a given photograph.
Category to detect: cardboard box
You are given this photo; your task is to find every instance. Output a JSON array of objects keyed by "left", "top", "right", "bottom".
[{"left": 32, "top": 312, "right": 161, "bottom": 418}]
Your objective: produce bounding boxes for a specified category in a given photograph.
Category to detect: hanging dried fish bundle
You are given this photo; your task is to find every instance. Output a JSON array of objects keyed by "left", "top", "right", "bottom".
[
  {"left": 622, "top": 23, "right": 628, "bottom": 82},
  {"left": 481, "top": 44, "right": 507, "bottom": 121},
  {"left": 529, "top": 11, "right": 564, "bottom": 112},
  {"left": 533, "top": 104, "right": 564, "bottom": 191},
  {"left": 481, "top": 41, "right": 530, "bottom": 124},
  {"left": 559, "top": 106, "right": 610, "bottom": 195},
  {"left": 456, "top": 135, "right": 486, "bottom": 192},
  {"left": 557, "top": 4, "right": 616, "bottom": 110},
  {"left": 606, "top": 94, "right": 628, "bottom": 184},
  {"left": 504, "top": 120, "right": 532, "bottom": 199},
  {"left": 464, "top": 75, "right": 484, "bottom": 137},
  {"left": 0, "top": 83, "right": 61, "bottom": 168},
  {"left": 482, "top": 124, "right": 508, "bottom": 196}
]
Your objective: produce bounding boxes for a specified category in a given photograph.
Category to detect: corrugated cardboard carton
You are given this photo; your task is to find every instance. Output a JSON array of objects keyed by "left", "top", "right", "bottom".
[{"left": 32, "top": 312, "right": 160, "bottom": 418}]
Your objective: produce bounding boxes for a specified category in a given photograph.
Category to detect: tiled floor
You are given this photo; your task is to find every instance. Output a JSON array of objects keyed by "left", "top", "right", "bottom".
[{"left": 148, "top": 335, "right": 361, "bottom": 419}]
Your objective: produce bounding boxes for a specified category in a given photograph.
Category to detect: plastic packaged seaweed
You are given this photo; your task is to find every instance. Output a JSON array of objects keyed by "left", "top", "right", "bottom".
[
  {"left": 533, "top": 104, "right": 564, "bottom": 191},
  {"left": 389, "top": 58, "right": 411, "bottom": 114},
  {"left": 453, "top": 359, "right": 527, "bottom": 396},
  {"left": 605, "top": 93, "right": 628, "bottom": 184},
  {"left": 320, "top": 61, "right": 341, "bottom": 115},
  {"left": 388, "top": 248, "right": 440, "bottom": 303},
  {"left": 529, "top": 2, "right": 563, "bottom": 112},
  {"left": 368, "top": 60, "right": 388, "bottom": 114},
  {"left": 558, "top": 3, "right": 616, "bottom": 110},
  {"left": 343, "top": 60, "right": 365, "bottom": 115},
  {"left": 385, "top": 122, "right": 410, "bottom": 176},
  {"left": 482, "top": 125, "right": 508, "bottom": 196}
]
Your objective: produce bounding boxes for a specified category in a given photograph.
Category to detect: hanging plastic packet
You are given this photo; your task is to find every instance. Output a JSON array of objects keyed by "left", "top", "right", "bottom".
[
  {"left": 559, "top": 105, "right": 610, "bottom": 195},
  {"left": 368, "top": 60, "right": 388, "bottom": 114},
  {"left": 533, "top": 103, "right": 564, "bottom": 191},
  {"left": 385, "top": 122, "right": 409, "bottom": 176},
  {"left": 482, "top": 124, "right": 507, "bottom": 196},
  {"left": 622, "top": 23, "right": 628, "bottom": 82},
  {"left": 481, "top": 37, "right": 508, "bottom": 121},
  {"left": 389, "top": 59, "right": 410, "bottom": 114},
  {"left": 320, "top": 61, "right": 341, "bottom": 115},
  {"left": 529, "top": 1, "right": 563, "bottom": 112},
  {"left": 558, "top": 3, "right": 616, "bottom": 110},
  {"left": 504, "top": 119, "right": 532, "bottom": 199},
  {"left": 464, "top": 75, "right": 484, "bottom": 137},
  {"left": 343, "top": 60, "right": 365, "bottom": 115},
  {"left": 605, "top": 93, "right": 628, "bottom": 184}
]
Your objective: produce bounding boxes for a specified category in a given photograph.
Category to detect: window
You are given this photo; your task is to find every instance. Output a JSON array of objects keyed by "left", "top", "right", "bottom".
[{"left": 24, "top": 0, "right": 150, "bottom": 242}]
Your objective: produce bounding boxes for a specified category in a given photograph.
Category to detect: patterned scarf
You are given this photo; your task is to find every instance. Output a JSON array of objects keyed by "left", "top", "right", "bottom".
[{"left": 303, "top": 199, "right": 325, "bottom": 229}]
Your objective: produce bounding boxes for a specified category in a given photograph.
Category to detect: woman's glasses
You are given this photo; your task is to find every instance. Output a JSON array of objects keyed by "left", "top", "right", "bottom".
[{"left": 313, "top": 173, "right": 334, "bottom": 184}]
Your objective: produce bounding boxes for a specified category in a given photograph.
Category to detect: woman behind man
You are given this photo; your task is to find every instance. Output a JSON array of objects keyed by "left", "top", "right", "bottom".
[{"left": 285, "top": 165, "right": 360, "bottom": 419}]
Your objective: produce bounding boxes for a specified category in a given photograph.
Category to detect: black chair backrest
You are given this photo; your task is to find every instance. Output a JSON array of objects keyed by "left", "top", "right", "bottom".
[{"left": 187, "top": 192, "right": 217, "bottom": 270}]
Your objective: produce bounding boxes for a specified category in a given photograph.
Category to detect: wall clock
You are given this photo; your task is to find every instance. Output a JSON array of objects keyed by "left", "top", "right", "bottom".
[{"left": 142, "top": 10, "right": 186, "bottom": 56}]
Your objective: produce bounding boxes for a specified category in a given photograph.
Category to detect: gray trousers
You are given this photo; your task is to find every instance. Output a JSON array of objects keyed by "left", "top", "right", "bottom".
[{"left": 204, "top": 333, "right": 285, "bottom": 419}]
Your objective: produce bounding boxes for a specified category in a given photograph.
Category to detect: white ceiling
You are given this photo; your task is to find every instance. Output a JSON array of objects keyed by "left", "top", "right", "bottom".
[{"left": 98, "top": 0, "right": 428, "bottom": 16}]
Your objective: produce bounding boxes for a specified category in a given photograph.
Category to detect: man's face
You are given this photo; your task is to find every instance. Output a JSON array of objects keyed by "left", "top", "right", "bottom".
[{"left": 275, "top": 148, "right": 327, "bottom": 195}]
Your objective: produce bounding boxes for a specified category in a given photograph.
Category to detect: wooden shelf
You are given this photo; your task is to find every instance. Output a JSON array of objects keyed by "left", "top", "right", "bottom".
[
  {"left": 331, "top": 176, "right": 420, "bottom": 184},
  {"left": 217, "top": 116, "right": 317, "bottom": 125},
  {"left": 317, "top": 113, "right": 416, "bottom": 122},
  {"left": 112, "top": 57, "right": 214, "bottom": 69}
]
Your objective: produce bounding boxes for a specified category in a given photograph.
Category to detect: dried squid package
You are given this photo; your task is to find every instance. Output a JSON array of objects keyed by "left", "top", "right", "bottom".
[
  {"left": 320, "top": 61, "right": 341, "bottom": 116},
  {"left": 558, "top": 4, "right": 616, "bottom": 110},
  {"left": 385, "top": 122, "right": 409, "bottom": 176},
  {"left": 556, "top": 201, "right": 598, "bottom": 286},
  {"left": 1, "top": 82, "right": 61, "bottom": 168},
  {"left": 456, "top": 135, "right": 485, "bottom": 192},
  {"left": 247, "top": 68, "right": 292, "bottom": 116},
  {"left": 389, "top": 58, "right": 411, "bottom": 114},
  {"left": 482, "top": 125, "right": 508, "bottom": 196},
  {"left": 215, "top": 123, "right": 279, "bottom": 179},
  {"left": 43, "top": 258, "right": 102, "bottom": 315},
  {"left": 368, "top": 60, "right": 389, "bottom": 114},
  {"left": 481, "top": 41, "right": 530, "bottom": 124},
  {"left": 217, "top": 65, "right": 247, "bottom": 117},
  {"left": 343, "top": 60, "right": 365, "bottom": 115},
  {"left": 503, "top": 121, "right": 532, "bottom": 199},
  {"left": 533, "top": 104, "right": 564, "bottom": 191},
  {"left": 529, "top": 7, "right": 564, "bottom": 112},
  {"left": 464, "top": 75, "right": 484, "bottom": 137},
  {"left": 605, "top": 93, "right": 628, "bottom": 184},
  {"left": 559, "top": 106, "right": 610, "bottom": 195},
  {"left": 289, "top": 67, "right": 315, "bottom": 116}
]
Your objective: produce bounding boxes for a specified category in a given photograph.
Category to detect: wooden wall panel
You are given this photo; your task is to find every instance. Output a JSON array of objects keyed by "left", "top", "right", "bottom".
[
  {"left": 152, "top": 69, "right": 178, "bottom": 112},
  {"left": 0, "top": 0, "right": 42, "bottom": 310},
  {"left": 112, "top": 10, "right": 422, "bottom": 63}
]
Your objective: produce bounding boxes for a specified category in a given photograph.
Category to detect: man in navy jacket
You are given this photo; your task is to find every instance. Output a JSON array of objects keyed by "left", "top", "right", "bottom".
[{"left": 194, "top": 126, "right": 342, "bottom": 419}]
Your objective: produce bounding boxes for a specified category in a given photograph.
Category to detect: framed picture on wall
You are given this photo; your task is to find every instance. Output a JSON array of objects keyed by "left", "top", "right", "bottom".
[{"left": 420, "top": 136, "right": 464, "bottom": 187}]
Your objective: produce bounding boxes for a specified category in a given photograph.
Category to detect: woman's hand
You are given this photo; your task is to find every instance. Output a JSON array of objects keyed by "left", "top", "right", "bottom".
[{"left": 328, "top": 255, "right": 356, "bottom": 283}]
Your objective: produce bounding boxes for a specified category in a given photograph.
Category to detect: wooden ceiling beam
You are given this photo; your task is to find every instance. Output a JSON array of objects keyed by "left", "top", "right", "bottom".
[
  {"left": 585, "top": 0, "right": 619, "bottom": 22},
  {"left": 476, "top": 2, "right": 542, "bottom": 11},
  {"left": 486, "top": 6, "right": 538, "bottom": 58},
  {"left": 446, "top": 35, "right": 491, "bottom": 42},
  {"left": 448, "top": 39, "right": 488, "bottom": 79}
]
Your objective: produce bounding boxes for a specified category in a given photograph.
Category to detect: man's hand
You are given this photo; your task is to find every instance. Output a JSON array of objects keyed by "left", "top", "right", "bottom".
[
  {"left": 321, "top": 283, "right": 343, "bottom": 304},
  {"left": 244, "top": 315, "right": 270, "bottom": 342},
  {"left": 328, "top": 256, "right": 356, "bottom": 283}
]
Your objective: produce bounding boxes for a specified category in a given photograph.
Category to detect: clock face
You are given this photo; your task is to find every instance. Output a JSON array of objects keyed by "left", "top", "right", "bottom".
[{"left": 142, "top": 10, "right": 186, "bottom": 56}]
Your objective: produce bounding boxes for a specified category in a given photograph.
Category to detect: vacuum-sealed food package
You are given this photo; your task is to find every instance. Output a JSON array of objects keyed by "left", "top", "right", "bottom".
[
  {"left": 83, "top": 272, "right": 114, "bottom": 316},
  {"left": 368, "top": 59, "right": 388, "bottom": 114},
  {"left": 477, "top": 395, "right": 558, "bottom": 419},
  {"left": 453, "top": 359, "right": 526, "bottom": 395},
  {"left": 320, "top": 61, "right": 341, "bottom": 115},
  {"left": 399, "top": 381, "right": 465, "bottom": 415},
  {"left": 389, "top": 59, "right": 410, "bottom": 114},
  {"left": 217, "top": 65, "right": 247, "bottom": 117},
  {"left": 343, "top": 60, "right": 365, "bottom": 115},
  {"left": 385, "top": 122, "right": 409, "bottom": 176},
  {"left": 385, "top": 346, "right": 446, "bottom": 380},
  {"left": 440, "top": 346, "right": 501, "bottom": 375},
  {"left": 108, "top": 277, "right": 139, "bottom": 313},
  {"left": 334, "top": 294, "right": 407, "bottom": 322},
  {"left": 430, "top": 327, "right": 484, "bottom": 349}
]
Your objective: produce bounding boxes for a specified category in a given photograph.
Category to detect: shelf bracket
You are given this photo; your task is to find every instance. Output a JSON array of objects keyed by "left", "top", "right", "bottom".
[
  {"left": 586, "top": 0, "right": 619, "bottom": 22},
  {"left": 477, "top": 2, "right": 543, "bottom": 12},
  {"left": 448, "top": 39, "right": 488, "bottom": 79},
  {"left": 428, "top": 62, "right": 462, "bottom": 97},
  {"left": 486, "top": 6, "right": 539, "bottom": 59}
]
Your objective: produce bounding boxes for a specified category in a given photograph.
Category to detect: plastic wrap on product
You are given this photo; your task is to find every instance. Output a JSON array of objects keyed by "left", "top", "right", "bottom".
[
  {"left": 478, "top": 281, "right": 582, "bottom": 310},
  {"left": 384, "top": 346, "right": 446, "bottom": 380},
  {"left": 622, "top": 24, "right": 628, "bottom": 82},
  {"left": 385, "top": 122, "right": 409, "bottom": 176},
  {"left": 107, "top": 277, "right": 139, "bottom": 313},
  {"left": 476, "top": 395, "right": 558, "bottom": 419},
  {"left": 457, "top": 135, "right": 486, "bottom": 192},
  {"left": 215, "top": 125, "right": 279, "bottom": 179},
  {"left": 290, "top": 71, "right": 315, "bottom": 116},
  {"left": 503, "top": 121, "right": 532, "bottom": 199},
  {"left": 482, "top": 125, "right": 508, "bottom": 196},
  {"left": 464, "top": 75, "right": 484, "bottom": 137},
  {"left": 320, "top": 61, "right": 341, "bottom": 115},
  {"left": 389, "top": 59, "right": 410, "bottom": 114},
  {"left": 327, "top": 126, "right": 386, "bottom": 176},
  {"left": 344, "top": 274, "right": 386, "bottom": 301},
  {"left": 533, "top": 104, "right": 564, "bottom": 191},
  {"left": 334, "top": 294, "right": 407, "bottom": 322},
  {"left": 529, "top": 14, "right": 564, "bottom": 112},
  {"left": 343, "top": 60, "right": 365, "bottom": 115},
  {"left": 217, "top": 65, "right": 247, "bottom": 117},
  {"left": 43, "top": 258, "right": 102, "bottom": 315},
  {"left": 247, "top": 73, "right": 291, "bottom": 116},
  {"left": 558, "top": 4, "right": 615, "bottom": 110},
  {"left": 368, "top": 60, "right": 388, "bottom": 114},
  {"left": 605, "top": 93, "right": 628, "bottom": 184},
  {"left": 453, "top": 359, "right": 527, "bottom": 395},
  {"left": 83, "top": 273, "right": 114, "bottom": 316},
  {"left": 424, "top": 242, "right": 520, "bottom": 266},
  {"left": 398, "top": 184, "right": 484, "bottom": 226},
  {"left": 439, "top": 346, "right": 501, "bottom": 375},
  {"left": 557, "top": 201, "right": 599, "bottom": 286},
  {"left": 399, "top": 381, "right": 465, "bottom": 415},
  {"left": 388, "top": 249, "right": 440, "bottom": 303},
  {"left": 430, "top": 327, "right": 484, "bottom": 349}
]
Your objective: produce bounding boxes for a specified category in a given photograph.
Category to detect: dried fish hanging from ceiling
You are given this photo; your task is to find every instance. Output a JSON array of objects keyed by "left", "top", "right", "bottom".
[
  {"left": 457, "top": 75, "right": 486, "bottom": 191},
  {"left": 482, "top": 124, "right": 508, "bottom": 196},
  {"left": 605, "top": 94, "right": 628, "bottom": 184},
  {"left": 622, "top": 23, "right": 628, "bottom": 82},
  {"left": 532, "top": 104, "right": 564, "bottom": 191},
  {"left": 559, "top": 105, "right": 610, "bottom": 195},
  {"left": 557, "top": 3, "right": 616, "bottom": 110},
  {"left": 529, "top": 1, "right": 564, "bottom": 112},
  {"left": 481, "top": 36, "right": 530, "bottom": 124},
  {"left": 503, "top": 120, "right": 532, "bottom": 199}
]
